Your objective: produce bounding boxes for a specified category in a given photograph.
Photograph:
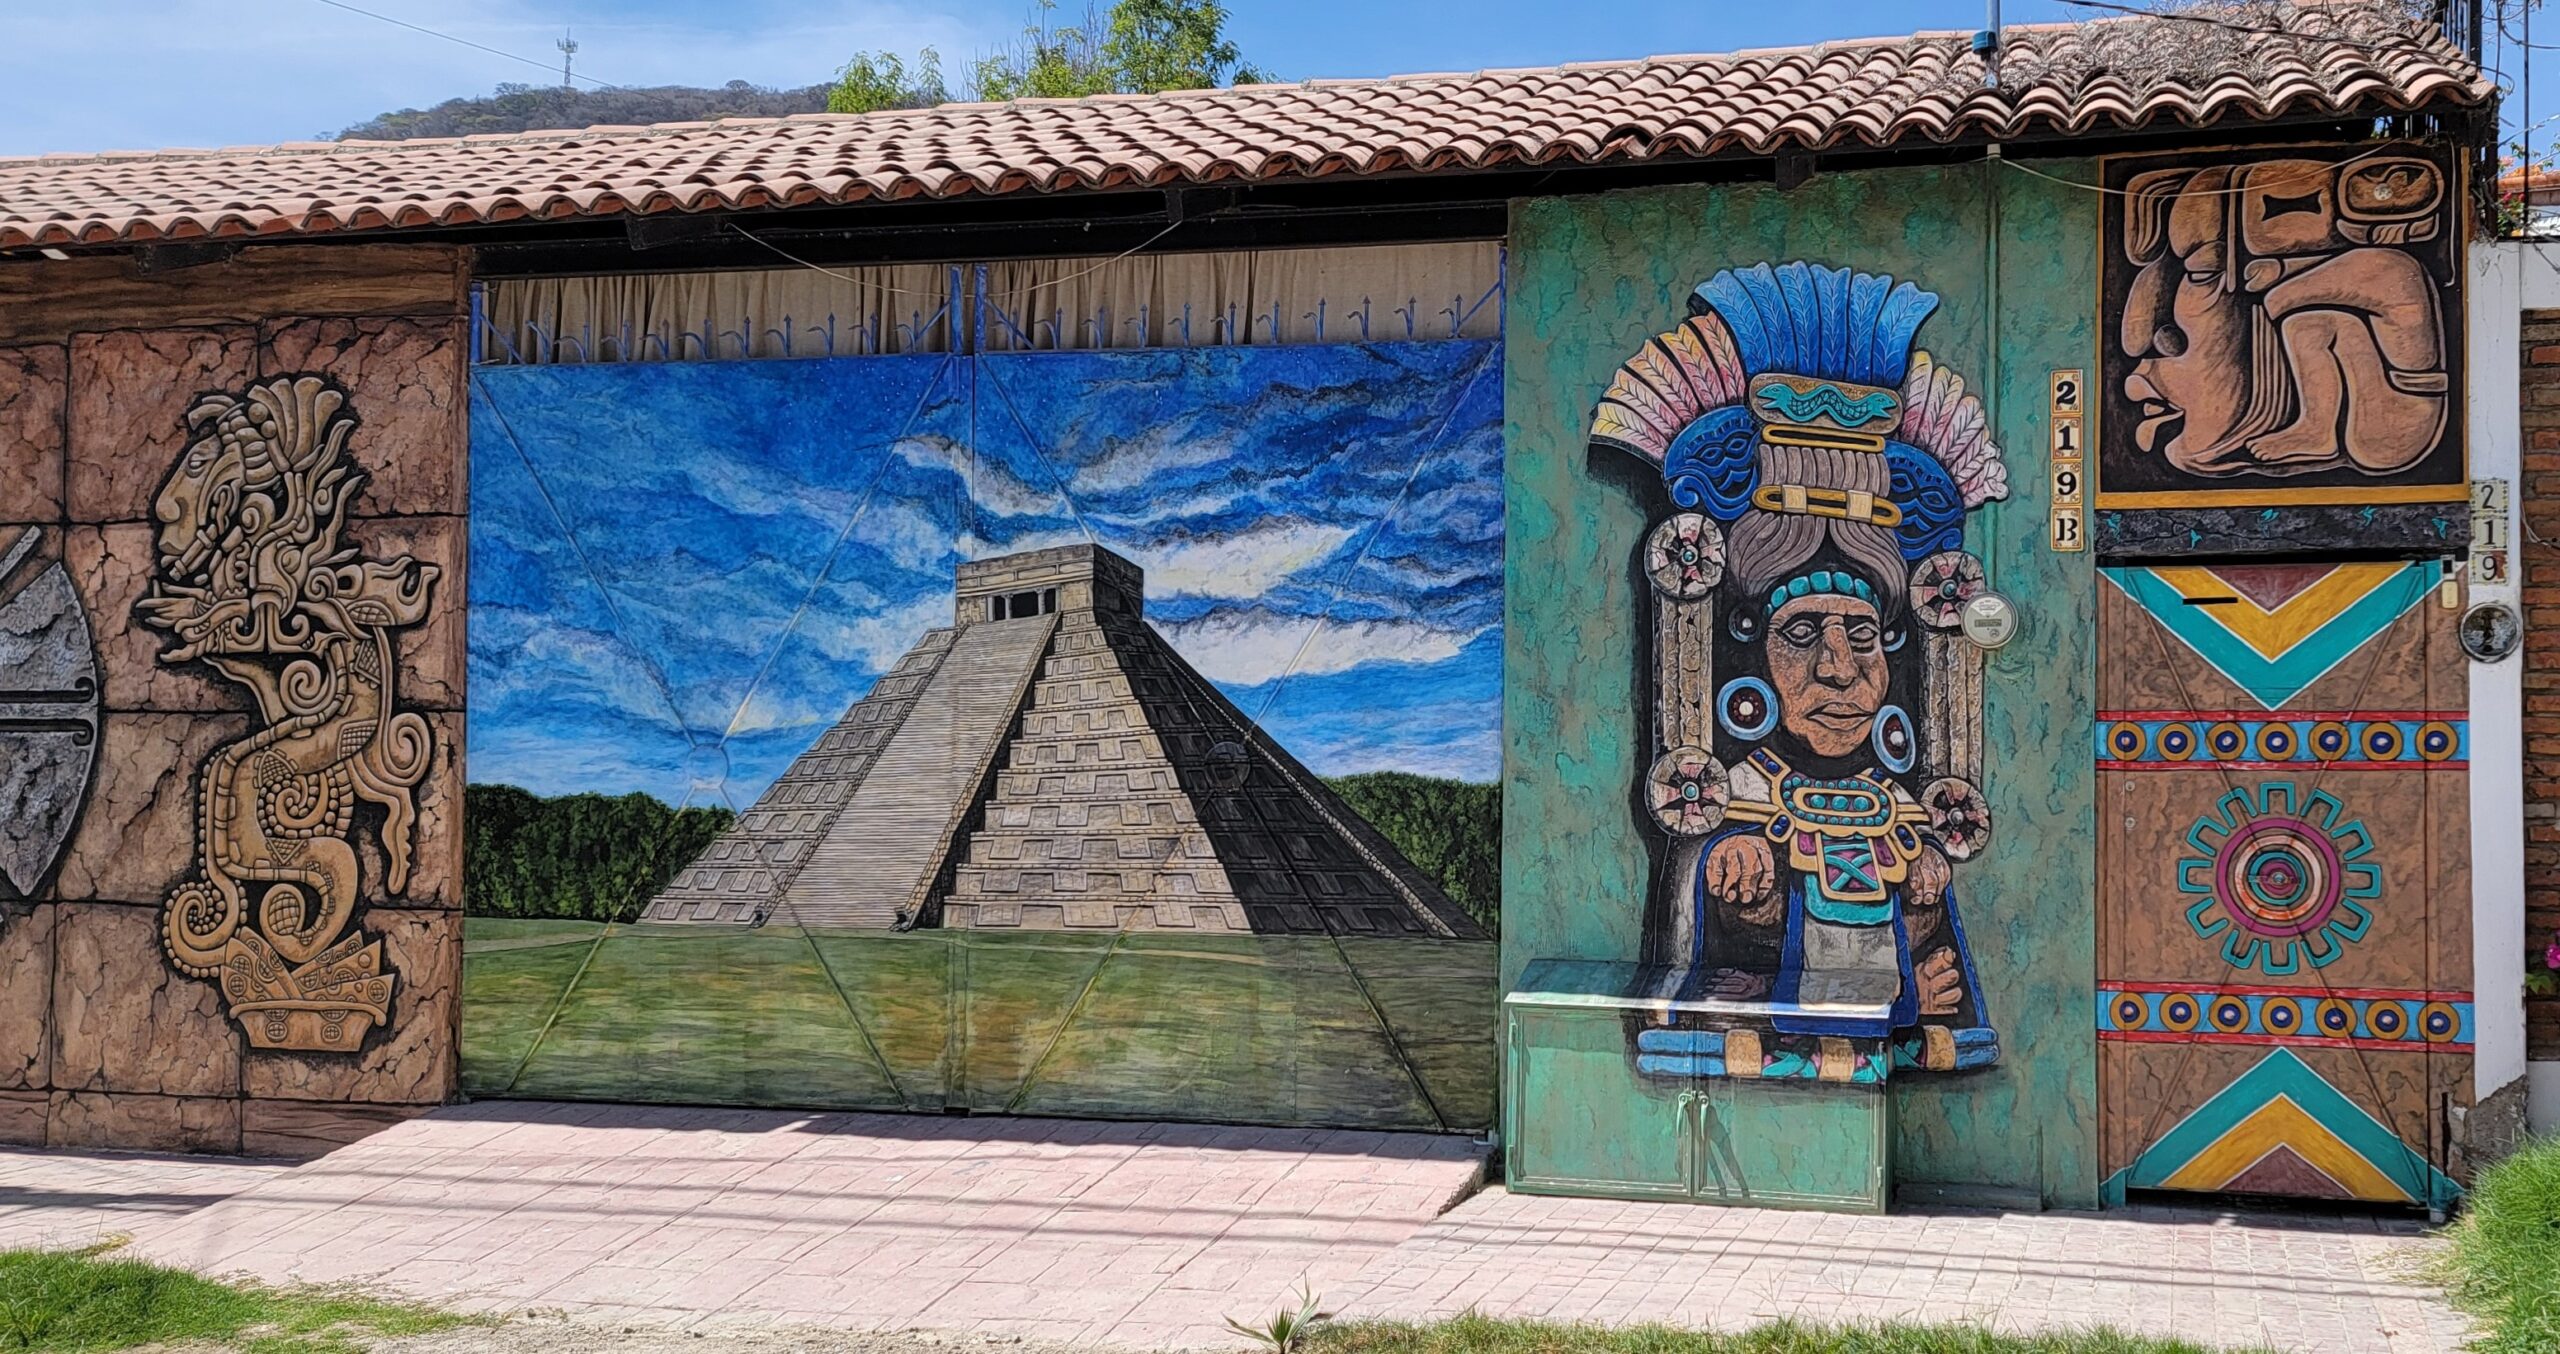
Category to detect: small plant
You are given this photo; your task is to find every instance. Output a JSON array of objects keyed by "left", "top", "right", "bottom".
[{"left": 1226, "top": 1283, "right": 1331, "bottom": 1354}]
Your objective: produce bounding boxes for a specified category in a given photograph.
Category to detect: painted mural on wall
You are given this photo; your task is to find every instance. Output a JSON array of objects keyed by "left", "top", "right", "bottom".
[
  {"left": 463, "top": 340, "right": 1502, "bottom": 1130},
  {"left": 0, "top": 526, "right": 99, "bottom": 899},
  {"left": 2096, "top": 142, "right": 2463, "bottom": 510},
  {"left": 1588, "top": 261, "right": 2011, "bottom": 1083},
  {"left": 139, "top": 376, "right": 439, "bottom": 1052},
  {"left": 2095, "top": 560, "right": 2470, "bottom": 1207}
]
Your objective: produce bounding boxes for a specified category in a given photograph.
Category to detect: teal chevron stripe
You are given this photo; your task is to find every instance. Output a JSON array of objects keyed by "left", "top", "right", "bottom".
[
  {"left": 2101, "top": 563, "right": 2432, "bottom": 709},
  {"left": 2113, "top": 1048, "right": 2460, "bottom": 1210}
]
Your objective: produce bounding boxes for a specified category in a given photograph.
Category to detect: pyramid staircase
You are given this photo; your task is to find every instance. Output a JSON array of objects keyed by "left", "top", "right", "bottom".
[{"left": 643, "top": 544, "right": 1483, "bottom": 939}]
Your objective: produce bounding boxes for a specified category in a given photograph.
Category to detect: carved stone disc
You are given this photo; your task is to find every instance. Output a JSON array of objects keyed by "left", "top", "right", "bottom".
[
  {"left": 1646, "top": 746, "right": 1729, "bottom": 837},
  {"left": 1644, "top": 513, "right": 1725, "bottom": 600},
  {"left": 0, "top": 527, "right": 100, "bottom": 899}
]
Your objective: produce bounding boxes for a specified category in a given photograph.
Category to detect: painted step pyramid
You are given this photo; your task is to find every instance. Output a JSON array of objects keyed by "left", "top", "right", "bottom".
[{"left": 642, "top": 544, "right": 1485, "bottom": 939}]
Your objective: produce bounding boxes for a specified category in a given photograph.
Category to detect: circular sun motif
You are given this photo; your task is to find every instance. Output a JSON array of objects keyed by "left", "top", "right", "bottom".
[
  {"left": 2361, "top": 723, "right": 2402, "bottom": 761},
  {"left": 2262, "top": 998, "right": 2301, "bottom": 1035},
  {"left": 2415, "top": 720, "right": 2458, "bottom": 763},
  {"left": 2419, "top": 1001, "right": 2462, "bottom": 1044},
  {"left": 2108, "top": 992, "right": 2151, "bottom": 1030},
  {"left": 1920, "top": 776, "right": 1992, "bottom": 861},
  {"left": 2253, "top": 722, "right": 2295, "bottom": 761},
  {"left": 2157, "top": 993, "right": 2201, "bottom": 1032},
  {"left": 1907, "top": 551, "right": 1986, "bottom": 631},
  {"left": 2364, "top": 1002, "right": 2408, "bottom": 1040},
  {"left": 2204, "top": 721, "right": 2249, "bottom": 760},
  {"left": 2307, "top": 720, "right": 2352, "bottom": 761},
  {"left": 1645, "top": 746, "right": 1730, "bottom": 837},
  {"left": 2178, "top": 783, "right": 2379, "bottom": 976},
  {"left": 2155, "top": 724, "right": 2196, "bottom": 760},
  {"left": 1643, "top": 513, "right": 1726, "bottom": 600},
  {"left": 2106, "top": 722, "right": 2147, "bottom": 760}
]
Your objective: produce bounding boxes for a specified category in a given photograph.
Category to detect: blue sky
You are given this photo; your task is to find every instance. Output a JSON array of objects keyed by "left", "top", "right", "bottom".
[
  {"left": 6, "top": 2, "right": 2544, "bottom": 158},
  {"left": 468, "top": 340, "right": 1502, "bottom": 806}
]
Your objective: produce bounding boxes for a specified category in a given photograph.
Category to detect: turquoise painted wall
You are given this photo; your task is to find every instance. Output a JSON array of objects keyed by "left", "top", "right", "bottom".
[{"left": 1501, "top": 162, "right": 2102, "bottom": 1207}]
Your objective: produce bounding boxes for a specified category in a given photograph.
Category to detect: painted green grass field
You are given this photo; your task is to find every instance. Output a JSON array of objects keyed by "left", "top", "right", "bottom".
[{"left": 462, "top": 919, "right": 1498, "bottom": 1132}]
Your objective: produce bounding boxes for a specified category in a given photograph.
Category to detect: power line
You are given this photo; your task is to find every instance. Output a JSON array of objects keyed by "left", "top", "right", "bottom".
[
  {"left": 2049, "top": 0, "right": 2457, "bottom": 57},
  {"left": 308, "top": 0, "right": 621, "bottom": 89}
]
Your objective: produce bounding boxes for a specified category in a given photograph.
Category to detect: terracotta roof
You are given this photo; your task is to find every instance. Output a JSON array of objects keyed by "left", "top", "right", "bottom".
[{"left": 0, "top": 9, "right": 2490, "bottom": 251}]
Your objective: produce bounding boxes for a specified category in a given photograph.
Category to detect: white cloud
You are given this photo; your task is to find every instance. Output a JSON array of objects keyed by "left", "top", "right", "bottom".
[
  {"left": 892, "top": 434, "right": 1073, "bottom": 521},
  {"left": 794, "top": 590, "right": 953, "bottom": 670},
  {"left": 1158, "top": 606, "right": 1484, "bottom": 687},
  {"left": 1129, "top": 519, "right": 1355, "bottom": 600}
]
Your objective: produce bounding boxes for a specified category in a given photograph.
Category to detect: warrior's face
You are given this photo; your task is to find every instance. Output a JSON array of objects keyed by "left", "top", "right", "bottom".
[{"left": 1766, "top": 592, "right": 1887, "bottom": 760}]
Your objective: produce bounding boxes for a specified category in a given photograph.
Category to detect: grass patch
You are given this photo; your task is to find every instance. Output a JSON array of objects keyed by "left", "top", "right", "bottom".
[
  {"left": 2434, "top": 1133, "right": 2560, "bottom": 1354},
  {"left": 1307, "top": 1315, "right": 2246, "bottom": 1354},
  {"left": 0, "top": 1245, "right": 477, "bottom": 1353}
]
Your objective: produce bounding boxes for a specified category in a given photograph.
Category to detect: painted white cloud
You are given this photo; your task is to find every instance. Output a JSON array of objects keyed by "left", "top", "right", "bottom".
[
  {"left": 1159, "top": 606, "right": 1484, "bottom": 687},
  {"left": 1129, "top": 519, "right": 1355, "bottom": 600},
  {"left": 794, "top": 590, "right": 954, "bottom": 671},
  {"left": 892, "top": 434, "right": 1073, "bottom": 521}
]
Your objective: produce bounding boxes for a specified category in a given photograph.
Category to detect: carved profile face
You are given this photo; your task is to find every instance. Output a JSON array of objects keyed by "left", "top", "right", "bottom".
[
  {"left": 1765, "top": 591, "right": 1887, "bottom": 760},
  {"left": 2118, "top": 158, "right": 2449, "bottom": 479}
]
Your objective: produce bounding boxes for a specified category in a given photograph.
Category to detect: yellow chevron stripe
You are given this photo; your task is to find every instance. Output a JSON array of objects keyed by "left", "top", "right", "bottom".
[
  {"left": 2159, "top": 1095, "right": 2413, "bottom": 1203},
  {"left": 2145, "top": 563, "right": 2407, "bottom": 663}
]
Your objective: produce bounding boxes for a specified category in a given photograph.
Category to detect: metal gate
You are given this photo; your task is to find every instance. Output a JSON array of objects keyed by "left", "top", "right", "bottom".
[{"left": 2095, "top": 560, "right": 2468, "bottom": 1209}]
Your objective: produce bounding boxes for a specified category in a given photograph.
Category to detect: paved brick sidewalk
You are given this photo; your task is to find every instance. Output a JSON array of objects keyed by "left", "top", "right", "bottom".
[
  {"left": 0, "top": 1146, "right": 290, "bottom": 1251},
  {"left": 0, "top": 1105, "right": 2473, "bottom": 1352},
  {"left": 107, "top": 1101, "right": 1490, "bottom": 1349},
  {"left": 1338, "top": 1188, "right": 2467, "bottom": 1354}
]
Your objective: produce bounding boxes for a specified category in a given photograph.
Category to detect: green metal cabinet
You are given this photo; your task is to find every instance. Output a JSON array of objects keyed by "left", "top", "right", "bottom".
[{"left": 1504, "top": 959, "right": 1892, "bottom": 1212}]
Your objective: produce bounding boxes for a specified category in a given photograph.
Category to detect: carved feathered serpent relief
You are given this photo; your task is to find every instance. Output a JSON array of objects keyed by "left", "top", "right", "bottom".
[{"left": 138, "top": 375, "right": 437, "bottom": 1052}]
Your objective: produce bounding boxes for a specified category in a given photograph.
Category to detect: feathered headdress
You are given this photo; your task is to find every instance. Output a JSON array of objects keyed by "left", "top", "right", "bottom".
[{"left": 1590, "top": 261, "right": 2007, "bottom": 564}]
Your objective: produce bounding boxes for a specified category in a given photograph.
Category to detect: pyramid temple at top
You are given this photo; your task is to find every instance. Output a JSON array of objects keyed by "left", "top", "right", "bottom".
[{"left": 641, "top": 544, "right": 1486, "bottom": 939}]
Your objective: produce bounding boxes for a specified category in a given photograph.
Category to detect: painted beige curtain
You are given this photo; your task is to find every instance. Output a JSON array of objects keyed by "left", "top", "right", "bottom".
[{"left": 480, "top": 241, "right": 1500, "bottom": 362}]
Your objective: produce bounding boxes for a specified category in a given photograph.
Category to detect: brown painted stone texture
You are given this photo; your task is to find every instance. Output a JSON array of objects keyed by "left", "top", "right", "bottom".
[
  {"left": 0, "top": 343, "right": 66, "bottom": 524},
  {"left": 242, "top": 908, "right": 457, "bottom": 1105},
  {"left": 50, "top": 901, "right": 240, "bottom": 1099},
  {"left": 65, "top": 327, "right": 255, "bottom": 523},
  {"left": 0, "top": 1089, "right": 45, "bottom": 1147},
  {"left": 48, "top": 1090, "right": 241, "bottom": 1154},
  {"left": 1, "top": 903, "right": 53, "bottom": 1089},
  {"left": 50, "top": 713, "right": 248, "bottom": 902},
  {"left": 348, "top": 514, "right": 465, "bottom": 711},
  {"left": 241, "top": 1100, "right": 434, "bottom": 1159},
  {"left": 262, "top": 317, "right": 464, "bottom": 516},
  {"left": 60, "top": 523, "right": 244, "bottom": 714}
]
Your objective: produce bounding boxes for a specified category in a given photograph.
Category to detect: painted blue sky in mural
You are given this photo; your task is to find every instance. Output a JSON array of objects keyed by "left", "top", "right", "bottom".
[{"left": 467, "top": 339, "right": 1502, "bottom": 806}]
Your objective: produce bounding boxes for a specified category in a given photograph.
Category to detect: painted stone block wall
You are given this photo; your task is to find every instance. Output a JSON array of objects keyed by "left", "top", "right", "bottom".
[
  {"left": 1503, "top": 164, "right": 2102, "bottom": 1205},
  {"left": 2523, "top": 310, "right": 2560, "bottom": 1063},
  {"left": 0, "top": 246, "right": 468, "bottom": 1156}
]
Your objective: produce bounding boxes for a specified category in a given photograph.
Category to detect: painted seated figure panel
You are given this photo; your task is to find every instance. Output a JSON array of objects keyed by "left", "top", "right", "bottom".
[{"left": 1590, "top": 261, "right": 2011, "bottom": 1082}]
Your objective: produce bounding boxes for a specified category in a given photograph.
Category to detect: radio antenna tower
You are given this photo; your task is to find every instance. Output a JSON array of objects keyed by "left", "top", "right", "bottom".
[{"left": 557, "top": 31, "right": 578, "bottom": 89}]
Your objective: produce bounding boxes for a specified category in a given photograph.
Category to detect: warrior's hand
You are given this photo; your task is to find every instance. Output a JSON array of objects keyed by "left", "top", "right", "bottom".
[
  {"left": 1907, "top": 846, "right": 1951, "bottom": 911},
  {"left": 1916, "top": 948, "right": 1964, "bottom": 1017},
  {"left": 1705, "top": 835, "right": 1778, "bottom": 925}
]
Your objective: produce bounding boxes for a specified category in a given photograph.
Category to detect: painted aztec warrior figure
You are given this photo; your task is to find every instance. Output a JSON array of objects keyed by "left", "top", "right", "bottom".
[{"left": 1591, "top": 261, "right": 2011, "bottom": 1082}]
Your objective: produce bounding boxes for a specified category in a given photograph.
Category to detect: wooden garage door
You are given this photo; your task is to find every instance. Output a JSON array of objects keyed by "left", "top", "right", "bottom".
[{"left": 2096, "top": 560, "right": 2468, "bottom": 1210}]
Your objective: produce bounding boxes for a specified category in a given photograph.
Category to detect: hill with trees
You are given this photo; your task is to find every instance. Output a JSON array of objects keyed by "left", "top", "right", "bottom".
[{"left": 336, "top": 80, "right": 830, "bottom": 140}]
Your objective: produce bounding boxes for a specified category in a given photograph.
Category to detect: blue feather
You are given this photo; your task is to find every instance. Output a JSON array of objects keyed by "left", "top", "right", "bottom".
[
  {"left": 1776, "top": 263, "right": 1820, "bottom": 377},
  {"left": 1813, "top": 265, "right": 1850, "bottom": 376},
  {"left": 1847, "top": 271, "right": 1887, "bottom": 382},
  {"left": 1869, "top": 281, "right": 1941, "bottom": 386}
]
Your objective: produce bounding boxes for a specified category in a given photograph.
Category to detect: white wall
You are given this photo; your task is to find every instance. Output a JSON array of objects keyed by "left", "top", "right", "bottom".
[{"left": 2482, "top": 242, "right": 2551, "bottom": 1132}]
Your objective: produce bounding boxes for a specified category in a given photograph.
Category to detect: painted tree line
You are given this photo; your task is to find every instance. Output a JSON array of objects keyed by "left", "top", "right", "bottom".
[{"left": 461, "top": 773, "right": 1501, "bottom": 936}]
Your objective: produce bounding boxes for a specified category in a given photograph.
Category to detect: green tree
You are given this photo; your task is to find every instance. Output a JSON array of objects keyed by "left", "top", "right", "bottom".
[
  {"left": 831, "top": 0, "right": 1264, "bottom": 109},
  {"left": 1105, "top": 0, "right": 1267, "bottom": 93},
  {"left": 826, "top": 48, "right": 949, "bottom": 114}
]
